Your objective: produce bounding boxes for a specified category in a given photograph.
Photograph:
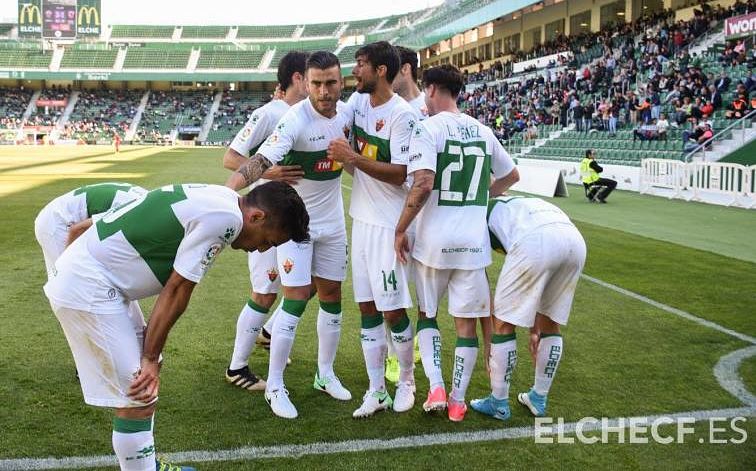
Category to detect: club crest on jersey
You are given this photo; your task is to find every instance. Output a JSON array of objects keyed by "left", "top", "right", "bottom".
[
  {"left": 282, "top": 258, "right": 294, "bottom": 274},
  {"left": 375, "top": 119, "right": 385, "bottom": 132},
  {"left": 267, "top": 268, "right": 279, "bottom": 282}
]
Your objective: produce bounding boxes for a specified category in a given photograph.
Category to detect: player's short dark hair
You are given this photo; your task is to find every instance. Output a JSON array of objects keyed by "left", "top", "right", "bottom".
[
  {"left": 306, "top": 51, "right": 341, "bottom": 72},
  {"left": 395, "top": 45, "right": 418, "bottom": 82},
  {"left": 421, "top": 64, "right": 464, "bottom": 98},
  {"left": 355, "top": 41, "right": 401, "bottom": 83},
  {"left": 278, "top": 51, "right": 309, "bottom": 92},
  {"left": 585, "top": 149, "right": 594, "bottom": 158},
  {"left": 245, "top": 181, "right": 309, "bottom": 243}
]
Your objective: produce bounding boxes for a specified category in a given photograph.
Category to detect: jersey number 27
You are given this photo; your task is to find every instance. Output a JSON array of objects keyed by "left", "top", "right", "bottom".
[{"left": 436, "top": 140, "right": 490, "bottom": 206}]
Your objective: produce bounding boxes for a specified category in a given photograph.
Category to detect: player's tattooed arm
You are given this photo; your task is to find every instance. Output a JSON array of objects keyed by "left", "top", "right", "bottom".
[
  {"left": 394, "top": 169, "right": 434, "bottom": 264},
  {"left": 225, "top": 153, "right": 273, "bottom": 191}
]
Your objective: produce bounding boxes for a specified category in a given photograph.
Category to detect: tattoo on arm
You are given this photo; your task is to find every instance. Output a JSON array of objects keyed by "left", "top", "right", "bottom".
[
  {"left": 407, "top": 170, "right": 433, "bottom": 209},
  {"left": 237, "top": 154, "right": 272, "bottom": 187}
]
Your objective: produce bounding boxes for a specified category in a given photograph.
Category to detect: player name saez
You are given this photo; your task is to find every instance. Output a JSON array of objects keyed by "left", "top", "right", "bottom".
[
  {"left": 441, "top": 247, "right": 483, "bottom": 254},
  {"left": 445, "top": 124, "right": 481, "bottom": 140}
]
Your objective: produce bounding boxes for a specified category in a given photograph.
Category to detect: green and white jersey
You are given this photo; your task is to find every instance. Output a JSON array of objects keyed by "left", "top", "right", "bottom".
[
  {"left": 407, "top": 111, "right": 516, "bottom": 270},
  {"left": 44, "top": 184, "right": 242, "bottom": 314},
  {"left": 229, "top": 99, "right": 291, "bottom": 157},
  {"left": 257, "top": 98, "right": 353, "bottom": 231},
  {"left": 487, "top": 195, "right": 574, "bottom": 254},
  {"left": 347, "top": 92, "right": 416, "bottom": 229},
  {"left": 41, "top": 182, "right": 147, "bottom": 229},
  {"left": 406, "top": 92, "right": 429, "bottom": 121}
]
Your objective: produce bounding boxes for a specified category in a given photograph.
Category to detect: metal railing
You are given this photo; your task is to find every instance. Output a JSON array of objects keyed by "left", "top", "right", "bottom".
[{"left": 682, "top": 109, "right": 756, "bottom": 162}]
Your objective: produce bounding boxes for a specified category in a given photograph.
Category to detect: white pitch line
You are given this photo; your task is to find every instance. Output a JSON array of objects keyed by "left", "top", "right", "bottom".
[
  {"left": 580, "top": 274, "right": 756, "bottom": 345},
  {"left": 2, "top": 407, "right": 753, "bottom": 470}
]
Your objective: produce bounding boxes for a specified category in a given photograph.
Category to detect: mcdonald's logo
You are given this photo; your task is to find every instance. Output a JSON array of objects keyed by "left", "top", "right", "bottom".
[
  {"left": 78, "top": 6, "right": 99, "bottom": 26},
  {"left": 19, "top": 3, "right": 41, "bottom": 26}
]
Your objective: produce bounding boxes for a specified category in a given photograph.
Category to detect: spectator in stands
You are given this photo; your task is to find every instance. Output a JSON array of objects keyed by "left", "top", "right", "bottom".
[
  {"left": 684, "top": 122, "right": 714, "bottom": 153},
  {"left": 573, "top": 100, "right": 584, "bottom": 132},
  {"left": 714, "top": 71, "right": 731, "bottom": 92},
  {"left": 635, "top": 98, "right": 652, "bottom": 123},
  {"left": 633, "top": 119, "right": 659, "bottom": 141},
  {"left": 682, "top": 119, "right": 704, "bottom": 147},
  {"left": 581, "top": 149, "right": 617, "bottom": 204},
  {"left": 656, "top": 114, "right": 670, "bottom": 141},
  {"left": 726, "top": 93, "right": 749, "bottom": 119}
]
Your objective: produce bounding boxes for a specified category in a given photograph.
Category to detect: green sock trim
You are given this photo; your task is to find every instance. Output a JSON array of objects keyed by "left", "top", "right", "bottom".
[
  {"left": 416, "top": 318, "right": 438, "bottom": 332},
  {"left": 282, "top": 298, "right": 308, "bottom": 317},
  {"left": 540, "top": 333, "right": 563, "bottom": 339},
  {"left": 390, "top": 314, "right": 410, "bottom": 333},
  {"left": 319, "top": 300, "right": 341, "bottom": 315},
  {"left": 113, "top": 416, "right": 152, "bottom": 433},
  {"left": 492, "top": 333, "right": 516, "bottom": 344},
  {"left": 361, "top": 313, "right": 384, "bottom": 329},
  {"left": 246, "top": 298, "right": 270, "bottom": 314},
  {"left": 456, "top": 337, "right": 479, "bottom": 348}
]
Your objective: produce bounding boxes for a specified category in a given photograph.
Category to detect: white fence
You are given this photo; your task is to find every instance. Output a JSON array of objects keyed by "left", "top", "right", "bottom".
[{"left": 640, "top": 159, "right": 755, "bottom": 208}]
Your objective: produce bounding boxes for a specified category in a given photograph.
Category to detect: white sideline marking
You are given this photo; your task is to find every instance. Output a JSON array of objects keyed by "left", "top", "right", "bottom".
[
  {"left": 580, "top": 274, "right": 756, "bottom": 345},
  {"left": 2, "top": 407, "right": 754, "bottom": 470},
  {"left": 714, "top": 346, "right": 756, "bottom": 407}
]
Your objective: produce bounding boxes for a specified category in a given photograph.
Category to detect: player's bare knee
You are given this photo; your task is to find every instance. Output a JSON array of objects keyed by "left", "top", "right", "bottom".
[
  {"left": 453, "top": 317, "right": 477, "bottom": 338},
  {"left": 282, "top": 285, "right": 312, "bottom": 301},
  {"left": 358, "top": 301, "right": 379, "bottom": 315},
  {"left": 536, "top": 313, "right": 560, "bottom": 334},
  {"left": 251, "top": 291, "right": 277, "bottom": 310},
  {"left": 115, "top": 403, "right": 155, "bottom": 419},
  {"left": 383, "top": 309, "right": 406, "bottom": 325},
  {"left": 313, "top": 277, "right": 341, "bottom": 302},
  {"left": 492, "top": 317, "right": 515, "bottom": 335}
]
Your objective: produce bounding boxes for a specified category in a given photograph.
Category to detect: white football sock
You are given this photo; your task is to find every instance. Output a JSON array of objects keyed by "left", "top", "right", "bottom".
[
  {"left": 390, "top": 315, "right": 414, "bottom": 383},
  {"left": 262, "top": 299, "right": 282, "bottom": 333},
  {"left": 490, "top": 333, "right": 517, "bottom": 400},
  {"left": 534, "top": 334, "right": 563, "bottom": 396},
  {"left": 229, "top": 299, "right": 268, "bottom": 370},
  {"left": 112, "top": 416, "right": 156, "bottom": 471},
  {"left": 417, "top": 318, "right": 444, "bottom": 389},
  {"left": 450, "top": 337, "right": 478, "bottom": 403},
  {"left": 385, "top": 323, "right": 397, "bottom": 356},
  {"left": 266, "top": 299, "right": 306, "bottom": 391},
  {"left": 317, "top": 301, "right": 342, "bottom": 378},
  {"left": 360, "top": 314, "right": 387, "bottom": 391}
]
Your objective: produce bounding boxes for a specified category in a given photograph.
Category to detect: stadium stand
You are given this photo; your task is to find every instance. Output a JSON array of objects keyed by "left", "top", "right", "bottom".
[
  {"left": 300, "top": 22, "right": 342, "bottom": 38},
  {"left": 0, "top": 42, "right": 52, "bottom": 69},
  {"left": 205, "top": 90, "right": 270, "bottom": 145},
  {"left": 25, "top": 87, "right": 69, "bottom": 128},
  {"left": 342, "top": 18, "right": 382, "bottom": 36},
  {"left": 196, "top": 48, "right": 266, "bottom": 69},
  {"left": 0, "top": 23, "right": 14, "bottom": 37},
  {"left": 0, "top": 87, "right": 33, "bottom": 129},
  {"left": 236, "top": 25, "right": 297, "bottom": 39},
  {"left": 110, "top": 25, "right": 175, "bottom": 39},
  {"left": 61, "top": 89, "right": 143, "bottom": 142},
  {"left": 268, "top": 39, "right": 339, "bottom": 68},
  {"left": 60, "top": 48, "right": 119, "bottom": 69},
  {"left": 137, "top": 90, "right": 215, "bottom": 141},
  {"left": 337, "top": 45, "right": 362, "bottom": 64},
  {"left": 180, "top": 25, "right": 229, "bottom": 39},
  {"left": 123, "top": 48, "right": 191, "bottom": 69}
]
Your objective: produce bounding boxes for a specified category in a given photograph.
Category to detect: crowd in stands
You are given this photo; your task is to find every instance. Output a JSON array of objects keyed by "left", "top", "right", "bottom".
[
  {"left": 58, "top": 89, "right": 143, "bottom": 142},
  {"left": 0, "top": 87, "right": 33, "bottom": 128},
  {"left": 458, "top": 0, "right": 755, "bottom": 152}
]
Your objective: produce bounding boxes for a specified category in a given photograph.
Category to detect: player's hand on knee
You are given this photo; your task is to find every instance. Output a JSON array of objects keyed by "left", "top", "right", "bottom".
[{"left": 128, "top": 358, "right": 160, "bottom": 403}]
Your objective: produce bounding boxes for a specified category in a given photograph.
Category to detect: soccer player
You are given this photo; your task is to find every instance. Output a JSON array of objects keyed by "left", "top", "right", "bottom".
[
  {"left": 326, "top": 41, "right": 417, "bottom": 417},
  {"left": 394, "top": 64, "right": 520, "bottom": 422},
  {"left": 114, "top": 132, "right": 121, "bottom": 153},
  {"left": 34, "top": 182, "right": 147, "bottom": 281},
  {"left": 471, "top": 195, "right": 586, "bottom": 420},
  {"left": 44, "top": 182, "right": 309, "bottom": 471},
  {"left": 222, "top": 51, "right": 309, "bottom": 392},
  {"left": 227, "top": 51, "right": 353, "bottom": 419},
  {"left": 393, "top": 45, "right": 428, "bottom": 121}
]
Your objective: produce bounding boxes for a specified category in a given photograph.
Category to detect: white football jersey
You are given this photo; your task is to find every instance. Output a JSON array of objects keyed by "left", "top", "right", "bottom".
[
  {"left": 347, "top": 92, "right": 416, "bottom": 229},
  {"left": 45, "top": 184, "right": 243, "bottom": 314},
  {"left": 229, "top": 99, "right": 291, "bottom": 157},
  {"left": 257, "top": 98, "right": 353, "bottom": 231},
  {"left": 407, "top": 92, "right": 429, "bottom": 121},
  {"left": 487, "top": 195, "right": 575, "bottom": 253},
  {"left": 407, "top": 111, "right": 516, "bottom": 270},
  {"left": 41, "top": 183, "right": 147, "bottom": 229}
]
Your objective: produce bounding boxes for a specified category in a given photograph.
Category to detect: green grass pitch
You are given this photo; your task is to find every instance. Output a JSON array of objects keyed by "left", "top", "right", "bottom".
[{"left": 0, "top": 146, "right": 753, "bottom": 469}]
